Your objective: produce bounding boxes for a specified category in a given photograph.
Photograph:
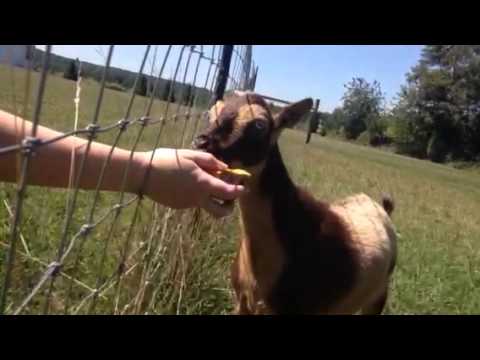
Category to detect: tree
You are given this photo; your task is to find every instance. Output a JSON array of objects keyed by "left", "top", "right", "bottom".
[
  {"left": 182, "top": 83, "right": 193, "bottom": 106},
  {"left": 322, "top": 108, "right": 346, "bottom": 134},
  {"left": 162, "top": 80, "right": 175, "bottom": 103},
  {"left": 136, "top": 75, "right": 148, "bottom": 97},
  {"left": 393, "top": 45, "right": 480, "bottom": 162},
  {"left": 307, "top": 112, "right": 320, "bottom": 134},
  {"left": 341, "top": 78, "right": 385, "bottom": 140},
  {"left": 64, "top": 59, "right": 78, "bottom": 81},
  {"left": 390, "top": 84, "right": 430, "bottom": 157}
]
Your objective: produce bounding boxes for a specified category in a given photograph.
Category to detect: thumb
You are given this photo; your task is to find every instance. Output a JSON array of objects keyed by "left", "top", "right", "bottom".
[{"left": 200, "top": 172, "right": 246, "bottom": 200}]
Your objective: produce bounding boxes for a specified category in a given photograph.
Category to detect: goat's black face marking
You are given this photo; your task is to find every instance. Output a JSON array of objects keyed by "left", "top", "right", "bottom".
[
  {"left": 195, "top": 93, "right": 312, "bottom": 169},
  {"left": 195, "top": 93, "right": 275, "bottom": 167},
  {"left": 215, "top": 118, "right": 273, "bottom": 166},
  {"left": 215, "top": 110, "right": 236, "bottom": 140}
]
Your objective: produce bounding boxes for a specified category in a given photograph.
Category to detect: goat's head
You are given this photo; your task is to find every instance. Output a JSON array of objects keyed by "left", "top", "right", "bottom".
[{"left": 193, "top": 91, "right": 313, "bottom": 176}]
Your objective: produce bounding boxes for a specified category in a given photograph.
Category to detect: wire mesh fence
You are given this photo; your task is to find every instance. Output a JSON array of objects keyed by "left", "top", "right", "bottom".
[{"left": 0, "top": 45, "right": 258, "bottom": 315}]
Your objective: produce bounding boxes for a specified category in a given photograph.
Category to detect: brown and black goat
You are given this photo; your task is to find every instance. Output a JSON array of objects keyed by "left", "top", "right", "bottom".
[{"left": 194, "top": 92, "right": 397, "bottom": 315}]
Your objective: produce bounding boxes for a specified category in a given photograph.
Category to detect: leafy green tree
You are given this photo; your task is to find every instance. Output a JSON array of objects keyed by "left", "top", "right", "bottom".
[
  {"left": 63, "top": 59, "right": 78, "bottom": 81},
  {"left": 392, "top": 45, "right": 480, "bottom": 162},
  {"left": 321, "top": 108, "right": 346, "bottom": 134},
  {"left": 341, "top": 78, "right": 385, "bottom": 140},
  {"left": 162, "top": 80, "right": 175, "bottom": 103},
  {"left": 183, "top": 83, "right": 193, "bottom": 106},
  {"left": 136, "top": 75, "right": 148, "bottom": 97}
]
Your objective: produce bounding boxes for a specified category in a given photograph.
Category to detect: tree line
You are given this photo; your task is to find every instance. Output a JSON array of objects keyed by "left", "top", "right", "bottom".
[
  {"left": 34, "top": 48, "right": 212, "bottom": 108},
  {"left": 317, "top": 45, "right": 480, "bottom": 164}
]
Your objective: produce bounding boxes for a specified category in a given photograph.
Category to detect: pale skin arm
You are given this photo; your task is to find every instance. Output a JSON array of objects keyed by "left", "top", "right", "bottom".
[{"left": 0, "top": 110, "right": 245, "bottom": 218}]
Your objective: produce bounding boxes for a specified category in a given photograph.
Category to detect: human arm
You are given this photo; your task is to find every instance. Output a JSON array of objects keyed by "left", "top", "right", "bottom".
[{"left": 0, "top": 110, "right": 244, "bottom": 218}]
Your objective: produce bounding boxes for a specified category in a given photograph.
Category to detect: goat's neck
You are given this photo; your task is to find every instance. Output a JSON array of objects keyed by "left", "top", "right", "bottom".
[{"left": 237, "top": 145, "right": 296, "bottom": 286}]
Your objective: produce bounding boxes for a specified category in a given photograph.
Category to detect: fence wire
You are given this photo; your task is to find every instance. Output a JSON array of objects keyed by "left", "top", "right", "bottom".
[{"left": 0, "top": 45, "right": 257, "bottom": 315}]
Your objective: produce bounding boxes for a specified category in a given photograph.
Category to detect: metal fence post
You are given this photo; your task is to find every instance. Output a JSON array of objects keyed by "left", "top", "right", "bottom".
[
  {"left": 212, "top": 45, "right": 234, "bottom": 104},
  {"left": 249, "top": 66, "right": 258, "bottom": 91},
  {"left": 240, "top": 46, "right": 252, "bottom": 91},
  {"left": 306, "top": 98, "right": 320, "bottom": 144}
]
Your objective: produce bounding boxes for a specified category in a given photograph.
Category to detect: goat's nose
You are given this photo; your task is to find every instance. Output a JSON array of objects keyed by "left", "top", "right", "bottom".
[{"left": 192, "top": 134, "right": 210, "bottom": 150}]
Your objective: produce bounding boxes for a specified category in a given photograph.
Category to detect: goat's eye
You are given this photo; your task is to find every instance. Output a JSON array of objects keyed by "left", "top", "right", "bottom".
[{"left": 254, "top": 120, "right": 266, "bottom": 131}]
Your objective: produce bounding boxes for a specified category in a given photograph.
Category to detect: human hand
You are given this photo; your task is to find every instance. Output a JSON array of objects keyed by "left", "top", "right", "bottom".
[{"left": 132, "top": 148, "right": 245, "bottom": 218}]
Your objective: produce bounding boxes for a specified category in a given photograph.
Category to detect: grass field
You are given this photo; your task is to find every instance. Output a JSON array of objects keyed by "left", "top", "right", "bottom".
[{"left": 1, "top": 64, "right": 480, "bottom": 314}]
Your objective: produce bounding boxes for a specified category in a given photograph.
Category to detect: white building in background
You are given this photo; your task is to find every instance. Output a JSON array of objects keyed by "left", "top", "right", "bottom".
[{"left": 0, "top": 45, "right": 35, "bottom": 68}]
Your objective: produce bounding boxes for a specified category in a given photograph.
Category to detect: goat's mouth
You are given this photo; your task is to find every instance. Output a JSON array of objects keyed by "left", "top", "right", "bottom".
[
  {"left": 192, "top": 134, "right": 213, "bottom": 153},
  {"left": 192, "top": 138, "right": 245, "bottom": 208},
  {"left": 192, "top": 135, "right": 229, "bottom": 164},
  {"left": 193, "top": 138, "right": 252, "bottom": 190}
]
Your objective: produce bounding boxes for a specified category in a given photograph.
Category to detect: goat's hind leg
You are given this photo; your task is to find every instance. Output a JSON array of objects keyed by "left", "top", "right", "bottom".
[
  {"left": 363, "top": 256, "right": 396, "bottom": 315},
  {"left": 361, "top": 288, "right": 389, "bottom": 315}
]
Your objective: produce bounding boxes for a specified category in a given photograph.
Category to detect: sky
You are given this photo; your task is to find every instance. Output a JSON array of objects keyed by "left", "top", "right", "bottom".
[
  {"left": 36, "top": 45, "right": 424, "bottom": 112},
  {"left": 253, "top": 45, "right": 424, "bottom": 111}
]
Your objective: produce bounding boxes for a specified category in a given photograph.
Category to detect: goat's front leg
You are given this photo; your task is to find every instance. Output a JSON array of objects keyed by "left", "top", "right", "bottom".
[
  {"left": 230, "top": 259, "right": 251, "bottom": 315},
  {"left": 232, "top": 293, "right": 252, "bottom": 315}
]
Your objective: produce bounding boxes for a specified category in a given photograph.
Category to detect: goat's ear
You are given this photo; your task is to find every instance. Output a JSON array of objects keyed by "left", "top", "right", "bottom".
[
  {"left": 208, "top": 100, "right": 225, "bottom": 124},
  {"left": 274, "top": 98, "right": 313, "bottom": 129}
]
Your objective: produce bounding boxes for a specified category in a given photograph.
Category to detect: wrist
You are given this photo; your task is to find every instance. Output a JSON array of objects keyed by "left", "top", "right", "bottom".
[{"left": 128, "top": 151, "right": 149, "bottom": 195}]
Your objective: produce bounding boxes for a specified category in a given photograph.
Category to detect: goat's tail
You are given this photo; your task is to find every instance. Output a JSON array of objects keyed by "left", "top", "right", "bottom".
[{"left": 381, "top": 193, "right": 395, "bottom": 217}]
